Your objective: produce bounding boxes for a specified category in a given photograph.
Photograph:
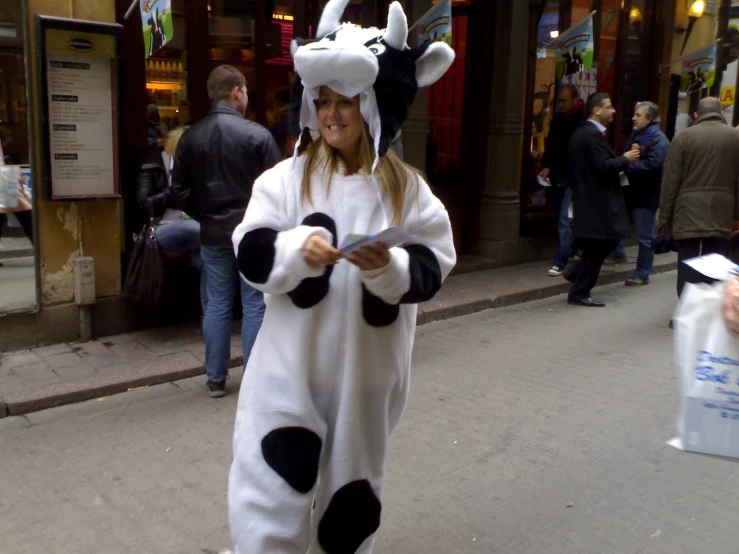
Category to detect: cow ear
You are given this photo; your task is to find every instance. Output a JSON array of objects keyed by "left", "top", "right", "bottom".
[{"left": 415, "top": 41, "right": 455, "bottom": 88}]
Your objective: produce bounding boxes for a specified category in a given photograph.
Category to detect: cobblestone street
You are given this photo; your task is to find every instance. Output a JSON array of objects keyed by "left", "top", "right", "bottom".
[{"left": 2, "top": 271, "right": 737, "bottom": 553}]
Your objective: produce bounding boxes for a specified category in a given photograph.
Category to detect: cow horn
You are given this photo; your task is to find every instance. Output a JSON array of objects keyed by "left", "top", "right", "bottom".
[
  {"left": 384, "top": 2, "right": 408, "bottom": 50},
  {"left": 316, "top": 0, "right": 351, "bottom": 38}
]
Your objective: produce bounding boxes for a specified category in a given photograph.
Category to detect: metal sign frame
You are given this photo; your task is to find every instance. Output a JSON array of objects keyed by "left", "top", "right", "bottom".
[{"left": 35, "top": 15, "right": 123, "bottom": 201}]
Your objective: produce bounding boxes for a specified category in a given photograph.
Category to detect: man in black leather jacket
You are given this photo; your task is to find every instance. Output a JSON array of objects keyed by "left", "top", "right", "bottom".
[{"left": 171, "top": 65, "right": 282, "bottom": 398}]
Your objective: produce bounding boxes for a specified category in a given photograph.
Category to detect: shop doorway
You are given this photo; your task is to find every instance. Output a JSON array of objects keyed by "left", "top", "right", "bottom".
[{"left": 426, "top": 3, "right": 470, "bottom": 252}]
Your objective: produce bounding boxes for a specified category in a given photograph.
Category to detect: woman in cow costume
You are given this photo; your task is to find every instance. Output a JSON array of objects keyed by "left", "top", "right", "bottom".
[{"left": 228, "top": 1, "right": 455, "bottom": 552}]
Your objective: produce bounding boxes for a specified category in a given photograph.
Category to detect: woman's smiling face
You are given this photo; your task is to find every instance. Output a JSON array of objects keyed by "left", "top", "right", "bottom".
[{"left": 316, "top": 86, "right": 363, "bottom": 157}]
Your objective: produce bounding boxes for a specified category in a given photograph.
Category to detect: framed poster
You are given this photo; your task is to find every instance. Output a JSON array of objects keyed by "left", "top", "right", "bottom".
[{"left": 36, "top": 16, "right": 123, "bottom": 200}]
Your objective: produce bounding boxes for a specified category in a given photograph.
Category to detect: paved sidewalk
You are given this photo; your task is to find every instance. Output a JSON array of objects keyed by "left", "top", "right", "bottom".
[
  {"left": 1, "top": 273, "right": 728, "bottom": 554},
  {"left": 0, "top": 235, "right": 34, "bottom": 260},
  {"left": 0, "top": 246, "right": 677, "bottom": 416}
]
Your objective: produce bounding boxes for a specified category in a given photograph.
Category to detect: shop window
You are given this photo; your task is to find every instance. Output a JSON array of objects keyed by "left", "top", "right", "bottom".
[
  {"left": 522, "top": 0, "right": 559, "bottom": 217},
  {"left": 0, "top": 0, "right": 26, "bottom": 165},
  {"left": 0, "top": 52, "right": 27, "bottom": 165},
  {"left": 596, "top": 0, "right": 620, "bottom": 100},
  {"left": 0, "top": 0, "right": 36, "bottom": 315},
  {"left": 265, "top": 2, "right": 295, "bottom": 156},
  {"left": 571, "top": 0, "right": 593, "bottom": 25},
  {"left": 426, "top": 12, "right": 467, "bottom": 189},
  {"left": 145, "top": 0, "right": 189, "bottom": 132},
  {"left": 715, "top": 7, "right": 739, "bottom": 125},
  {"left": 209, "top": 0, "right": 257, "bottom": 118},
  {"left": 617, "top": 0, "right": 649, "bottom": 146},
  {"left": 208, "top": 0, "right": 294, "bottom": 147}
]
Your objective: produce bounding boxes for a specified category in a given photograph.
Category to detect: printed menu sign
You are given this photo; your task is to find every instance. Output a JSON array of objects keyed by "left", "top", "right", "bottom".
[{"left": 44, "top": 28, "right": 118, "bottom": 198}]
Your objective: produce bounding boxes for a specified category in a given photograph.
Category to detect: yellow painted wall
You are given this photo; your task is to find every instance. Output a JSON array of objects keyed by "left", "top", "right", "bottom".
[
  {"left": 671, "top": 3, "right": 718, "bottom": 63},
  {"left": 26, "top": 0, "right": 121, "bottom": 307},
  {"left": 660, "top": 2, "right": 720, "bottom": 126}
]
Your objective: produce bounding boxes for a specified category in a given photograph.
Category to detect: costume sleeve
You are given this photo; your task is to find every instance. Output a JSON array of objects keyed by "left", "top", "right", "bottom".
[
  {"left": 359, "top": 175, "right": 456, "bottom": 305},
  {"left": 659, "top": 135, "right": 683, "bottom": 227},
  {"left": 232, "top": 166, "right": 331, "bottom": 295}
]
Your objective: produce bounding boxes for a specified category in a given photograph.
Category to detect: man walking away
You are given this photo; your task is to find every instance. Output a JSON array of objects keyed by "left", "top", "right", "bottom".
[
  {"left": 659, "top": 96, "right": 739, "bottom": 308},
  {"left": 623, "top": 101, "right": 670, "bottom": 286},
  {"left": 539, "top": 84, "right": 584, "bottom": 277},
  {"left": 566, "top": 92, "right": 640, "bottom": 307},
  {"left": 171, "top": 65, "right": 282, "bottom": 398}
]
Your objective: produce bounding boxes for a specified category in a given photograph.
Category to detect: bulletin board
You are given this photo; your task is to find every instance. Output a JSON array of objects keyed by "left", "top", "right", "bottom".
[{"left": 36, "top": 15, "right": 123, "bottom": 200}]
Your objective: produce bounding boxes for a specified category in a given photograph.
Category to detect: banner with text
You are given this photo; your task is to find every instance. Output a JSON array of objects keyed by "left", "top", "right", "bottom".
[
  {"left": 680, "top": 42, "right": 717, "bottom": 93},
  {"left": 140, "top": 0, "right": 173, "bottom": 59},
  {"left": 555, "top": 12, "right": 595, "bottom": 80},
  {"left": 415, "top": 0, "right": 452, "bottom": 47},
  {"left": 560, "top": 67, "right": 598, "bottom": 102}
]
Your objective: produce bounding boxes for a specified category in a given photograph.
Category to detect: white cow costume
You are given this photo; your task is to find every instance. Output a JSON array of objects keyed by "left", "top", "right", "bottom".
[{"left": 229, "top": 1, "right": 456, "bottom": 552}]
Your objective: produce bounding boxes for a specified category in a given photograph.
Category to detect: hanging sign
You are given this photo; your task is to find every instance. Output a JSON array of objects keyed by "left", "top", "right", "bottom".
[
  {"left": 680, "top": 42, "right": 717, "bottom": 93},
  {"left": 412, "top": 0, "right": 452, "bottom": 47},
  {"left": 555, "top": 12, "right": 595, "bottom": 80},
  {"left": 140, "top": 0, "right": 173, "bottom": 58},
  {"left": 560, "top": 67, "right": 598, "bottom": 101}
]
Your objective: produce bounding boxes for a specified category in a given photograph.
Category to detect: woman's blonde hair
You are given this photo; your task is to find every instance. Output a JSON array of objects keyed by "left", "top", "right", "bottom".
[
  {"left": 300, "top": 124, "right": 420, "bottom": 225},
  {"left": 164, "top": 126, "right": 189, "bottom": 158}
]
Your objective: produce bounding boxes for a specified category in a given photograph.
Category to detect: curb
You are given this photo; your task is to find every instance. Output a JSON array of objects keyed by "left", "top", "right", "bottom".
[
  {"left": 417, "top": 258, "right": 678, "bottom": 324},
  {"left": 0, "top": 260, "right": 678, "bottom": 418},
  {"left": 0, "top": 356, "right": 244, "bottom": 418}
]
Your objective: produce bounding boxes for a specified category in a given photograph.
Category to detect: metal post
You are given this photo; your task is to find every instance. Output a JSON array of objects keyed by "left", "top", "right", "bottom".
[{"left": 79, "top": 306, "right": 93, "bottom": 342}]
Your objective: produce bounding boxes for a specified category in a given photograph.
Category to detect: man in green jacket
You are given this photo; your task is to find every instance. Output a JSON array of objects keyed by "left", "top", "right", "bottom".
[{"left": 659, "top": 97, "right": 739, "bottom": 300}]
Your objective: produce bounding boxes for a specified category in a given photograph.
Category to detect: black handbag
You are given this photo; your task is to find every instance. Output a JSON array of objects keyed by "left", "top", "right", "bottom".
[
  {"left": 124, "top": 203, "right": 167, "bottom": 306},
  {"left": 653, "top": 224, "right": 675, "bottom": 254}
]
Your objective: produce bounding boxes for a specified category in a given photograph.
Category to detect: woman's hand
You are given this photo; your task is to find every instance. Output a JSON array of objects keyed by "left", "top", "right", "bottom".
[
  {"left": 303, "top": 235, "right": 341, "bottom": 268},
  {"left": 347, "top": 242, "right": 391, "bottom": 271}
]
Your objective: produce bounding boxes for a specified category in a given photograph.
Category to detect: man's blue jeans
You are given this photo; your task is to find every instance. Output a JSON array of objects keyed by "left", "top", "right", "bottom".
[
  {"left": 610, "top": 207, "right": 656, "bottom": 279},
  {"left": 552, "top": 186, "right": 573, "bottom": 268},
  {"left": 632, "top": 207, "right": 656, "bottom": 280},
  {"left": 201, "top": 245, "right": 265, "bottom": 383}
]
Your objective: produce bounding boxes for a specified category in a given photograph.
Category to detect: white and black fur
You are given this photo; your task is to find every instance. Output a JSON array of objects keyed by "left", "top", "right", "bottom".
[{"left": 288, "top": 0, "right": 455, "bottom": 162}]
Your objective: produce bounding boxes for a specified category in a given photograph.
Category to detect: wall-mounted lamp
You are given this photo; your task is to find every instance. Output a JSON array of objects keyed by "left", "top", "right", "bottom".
[
  {"left": 676, "top": 0, "right": 706, "bottom": 54},
  {"left": 549, "top": 30, "right": 559, "bottom": 39},
  {"left": 629, "top": 7, "right": 643, "bottom": 25},
  {"left": 687, "top": 0, "right": 705, "bottom": 18}
]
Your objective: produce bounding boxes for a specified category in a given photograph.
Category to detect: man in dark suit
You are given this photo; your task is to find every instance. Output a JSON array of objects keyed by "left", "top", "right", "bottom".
[{"left": 566, "top": 92, "right": 640, "bottom": 307}]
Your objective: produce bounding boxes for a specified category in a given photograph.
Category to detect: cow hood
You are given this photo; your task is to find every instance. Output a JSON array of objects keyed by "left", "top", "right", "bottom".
[{"left": 289, "top": 0, "right": 455, "bottom": 170}]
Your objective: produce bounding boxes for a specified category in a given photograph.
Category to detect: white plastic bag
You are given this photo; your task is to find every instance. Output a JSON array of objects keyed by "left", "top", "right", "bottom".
[
  {"left": 670, "top": 281, "right": 739, "bottom": 458},
  {"left": 0, "top": 165, "right": 19, "bottom": 210}
]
